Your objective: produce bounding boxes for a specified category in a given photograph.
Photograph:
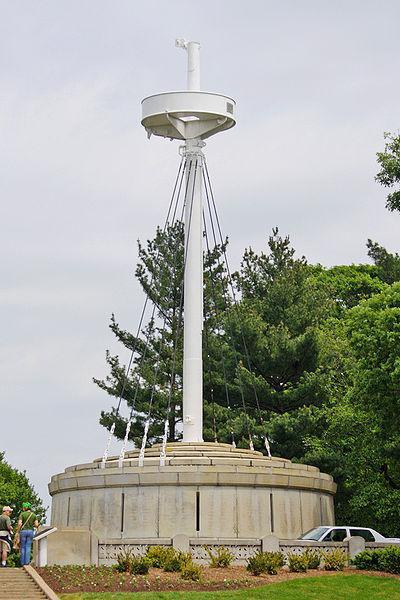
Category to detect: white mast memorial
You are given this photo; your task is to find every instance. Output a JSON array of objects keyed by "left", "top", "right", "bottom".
[{"left": 46, "top": 42, "right": 336, "bottom": 567}]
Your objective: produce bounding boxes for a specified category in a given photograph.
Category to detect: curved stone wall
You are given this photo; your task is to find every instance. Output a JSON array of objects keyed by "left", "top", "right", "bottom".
[{"left": 49, "top": 442, "right": 336, "bottom": 541}]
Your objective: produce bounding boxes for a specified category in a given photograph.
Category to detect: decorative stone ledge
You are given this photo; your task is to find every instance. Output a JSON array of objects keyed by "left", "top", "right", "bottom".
[{"left": 50, "top": 442, "right": 336, "bottom": 496}]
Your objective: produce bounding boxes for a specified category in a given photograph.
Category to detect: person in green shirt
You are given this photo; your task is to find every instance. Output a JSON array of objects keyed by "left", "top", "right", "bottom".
[
  {"left": 0, "top": 506, "right": 13, "bottom": 567},
  {"left": 17, "top": 502, "right": 38, "bottom": 566}
]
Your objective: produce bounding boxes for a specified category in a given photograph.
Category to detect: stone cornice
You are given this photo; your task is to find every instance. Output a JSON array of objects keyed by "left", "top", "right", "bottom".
[{"left": 49, "top": 442, "right": 336, "bottom": 496}]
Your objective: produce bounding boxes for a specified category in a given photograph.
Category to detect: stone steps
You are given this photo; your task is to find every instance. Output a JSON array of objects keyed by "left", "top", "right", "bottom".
[
  {"left": 0, "top": 568, "right": 48, "bottom": 599},
  {"left": 87, "top": 441, "right": 295, "bottom": 470}
]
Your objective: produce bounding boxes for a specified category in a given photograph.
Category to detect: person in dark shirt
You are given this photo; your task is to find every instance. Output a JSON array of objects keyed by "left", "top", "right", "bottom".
[
  {"left": 17, "top": 502, "right": 39, "bottom": 566},
  {"left": 0, "top": 506, "right": 13, "bottom": 567}
]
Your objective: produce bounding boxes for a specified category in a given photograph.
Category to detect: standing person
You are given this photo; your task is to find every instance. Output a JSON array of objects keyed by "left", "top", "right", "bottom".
[
  {"left": 0, "top": 506, "right": 13, "bottom": 567},
  {"left": 17, "top": 502, "right": 38, "bottom": 566}
]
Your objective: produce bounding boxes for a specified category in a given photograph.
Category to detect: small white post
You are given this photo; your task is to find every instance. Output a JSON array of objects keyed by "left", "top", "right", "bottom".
[
  {"left": 187, "top": 42, "right": 200, "bottom": 91},
  {"left": 175, "top": 39, "right": 201, "bottom": 91},
  {"left": 38, "top": 537, "right": 48, "bottom": 567},
  {"left": 118, "top": 419, "right": 131, "bottom": 468},
  {"left": 101, "top": 422, "right": 115, "bottom": 469}
]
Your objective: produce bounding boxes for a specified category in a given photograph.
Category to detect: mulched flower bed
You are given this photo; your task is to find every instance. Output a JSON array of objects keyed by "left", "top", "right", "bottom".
[{"left": 36, "top": 565, "right": 400, "bottom": 594}]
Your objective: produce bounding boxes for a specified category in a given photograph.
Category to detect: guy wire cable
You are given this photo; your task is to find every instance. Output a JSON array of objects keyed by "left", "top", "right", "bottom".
[
  {"left": 139, "top": 156, "right": 199, "bottom": 465},
  {"left": 203, "top": 198, "right": 252, "bottom": 449},
  {"left": 204, "top": 159, "right": 272, "bottom": 456},
  {"left": 202, "top": 208, "right": 234, "bottom": 446},
  {"left": 101, "top": 157, "right": 187, "bottom": 467},
  {"left": 117, "top": 158, "right": 194, "bottom": 468}
]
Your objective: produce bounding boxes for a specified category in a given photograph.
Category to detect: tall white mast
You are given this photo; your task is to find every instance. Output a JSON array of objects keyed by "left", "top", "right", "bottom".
[
  {"left": 141, "top": 40, "right": 236, "bottom": 443},
  {"left": 178, "top": 41, "right": 204, "bottom": 441}
]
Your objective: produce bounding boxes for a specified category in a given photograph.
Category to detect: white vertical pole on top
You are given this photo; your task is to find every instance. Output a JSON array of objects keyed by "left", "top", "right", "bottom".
[
  {"left": 178, "top": 40, "right": 203, "bottom": 442},
  {"left": 186, "top": 41, "right": 201, "bottom": 91}
]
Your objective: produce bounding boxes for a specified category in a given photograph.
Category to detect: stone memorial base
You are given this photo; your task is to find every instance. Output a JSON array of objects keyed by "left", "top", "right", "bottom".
[{"left": 48, "top": 442, "right": 336, "bottom": 565}]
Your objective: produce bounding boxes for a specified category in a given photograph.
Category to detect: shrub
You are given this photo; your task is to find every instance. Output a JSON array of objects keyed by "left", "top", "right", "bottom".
[
  {"left": 379, "top": 546, "right": 400, "bottom": 574},
  {"left": 115, "top": 548, "right": 135, "bottom": 573},
  {"left": 163, "top": 550, "right": 194, "bottom": 573},
  {"left": 146, "top": 545, "right": 175, "bottom": 568},
  {"left": 163, "top": 553, "right": 183, "bottom": 572},
  {"left": 287, "top": 553, "right": 308, "bottom": 572},
  {"left": 351, "top": 548, "right": 384, "bottom": 571},
  {"left": 246, "top": 553, "right": 266, "bottom": 576},
  {"left": 177, "top": 551, "right": 194, "bottom": 568},
  {"left": 246, "top": 551, "right": 285, "bottom": 576},
  {"left": 303, "top": 548, "right": 321, "bottom": 569},
  {"left": 180, "top": 562, "right": 202, "bottom": 581},
  {"left": 205, "top": 545, "right": 235, "bottom": 568},
  {"left": 323, "top": 549, "right": 347, "bottom": 571},
  {"left": 130, "top": 556, "right": 151, "bottom": 575}
]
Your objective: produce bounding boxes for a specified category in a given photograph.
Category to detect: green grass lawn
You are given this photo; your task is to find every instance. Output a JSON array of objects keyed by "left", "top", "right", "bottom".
[{"left": 60, "top": 574, "right": 400, "bottom": 600}]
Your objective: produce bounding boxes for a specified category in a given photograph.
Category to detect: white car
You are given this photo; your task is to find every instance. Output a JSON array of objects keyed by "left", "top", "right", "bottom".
[{"left": 300, "top": 525, "right": 400, "bottom": 543}]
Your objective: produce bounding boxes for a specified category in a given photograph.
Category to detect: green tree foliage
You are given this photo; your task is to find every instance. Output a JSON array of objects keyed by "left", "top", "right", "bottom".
[
  {"left": 345, "top": 283, "right": 400, "bottom": 440},
  {"left": 310, "top": 265, "right": 385, "bottom": 312},
  {"left": 96, "top": 213, "right": 400, "bottom": 534},
  {"left": 376, "top": 132, "right": 400, "bottom": 212},
  {"left": 0, "top": 453, "right": 45, "bottom": 528},
  {"left": 97, "top": 226, "right": 395, "bottom": 455},
  {"left": 258, "top": 259, "right": 394, "bottom": 460},
  {"left": 366, "top": 239, "right": 400, "bottom": 284},
  {"left": 95, "top": 223, "right": 185, "bottom": 445},
  {"left": 233, "top": 231, "right": 332, "bottom": 413},
  {"left": 303, "top": 284, "right": 400, "bottom": 536},
  {"left": 95, "top": 222, "right": 231, "bottom": 446},
  {"left": 230, "top": 231, "right": 383, "bottom": 456}
]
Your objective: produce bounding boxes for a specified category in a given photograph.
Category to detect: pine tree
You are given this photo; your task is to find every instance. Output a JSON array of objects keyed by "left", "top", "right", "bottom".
[
  {"left": 232, "top": 229, "right": 332, "bottom": 415},
  {"left": 95, "top": 221, "right": 233, "bottom": 447}
]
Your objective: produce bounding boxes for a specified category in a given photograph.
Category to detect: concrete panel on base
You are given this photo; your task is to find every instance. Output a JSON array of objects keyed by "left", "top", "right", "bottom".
[
  {"left": 200, "top": 486, "right": 237, "bottom": 538},
  {"left": 236, "top": 487, "right": 270, "bottom": 538},
  {"left": 159, "top": 486, "right": 196, "bottom": 538},
  {"left": 69, "top": 492, "right": 91, "bottom": 527},
  {"left": 123, "top": 486, "right": 159, "bottom": 538},
  {"left": 300, "top": 490, "right": 322, "bottom": 534},
  {"left": 271, "top": 489, "right": 302, "bottom": 539},
  {"left": 47, "top": 528, "right": 95, "bottom": 566}
]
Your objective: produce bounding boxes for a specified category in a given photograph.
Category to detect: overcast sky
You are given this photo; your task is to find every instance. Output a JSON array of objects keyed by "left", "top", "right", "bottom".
[{"left": 1, "top": 0, "right": 399, "bottom": 512}]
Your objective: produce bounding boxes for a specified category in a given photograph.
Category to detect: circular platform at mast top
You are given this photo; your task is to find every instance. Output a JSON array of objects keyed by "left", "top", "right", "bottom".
[
  {"left": 49, "top": 442, "right": 336, "bottom": 542},
  {"left": 141, "top": 91, "right": 236, "bottom": 140}
]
